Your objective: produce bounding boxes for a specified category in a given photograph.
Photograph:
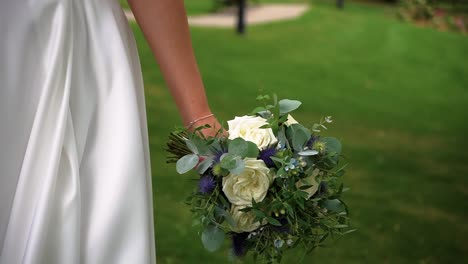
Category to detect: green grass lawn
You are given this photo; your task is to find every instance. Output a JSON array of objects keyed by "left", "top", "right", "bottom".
[{"left": 127, "top": 1, "right": 468, "bottom": 263}]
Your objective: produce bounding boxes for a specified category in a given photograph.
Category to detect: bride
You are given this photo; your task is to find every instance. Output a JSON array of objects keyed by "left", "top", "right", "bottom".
[{"left": 0, "top": 0, "right": 222, "bottom": 263}]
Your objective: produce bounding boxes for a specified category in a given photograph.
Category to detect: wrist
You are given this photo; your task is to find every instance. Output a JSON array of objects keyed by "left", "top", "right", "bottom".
[{"left": 186, "top": 112, "right": 215, "bottom": 129}]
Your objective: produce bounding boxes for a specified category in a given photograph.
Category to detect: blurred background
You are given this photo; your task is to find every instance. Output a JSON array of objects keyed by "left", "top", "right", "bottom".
[{"left": 121, "top": 0, "right": 468, "bottom": 263}]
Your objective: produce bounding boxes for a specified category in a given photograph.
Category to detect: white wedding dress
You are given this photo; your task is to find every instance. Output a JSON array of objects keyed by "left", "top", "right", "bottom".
[{"left": 0, "top": 0, "right": 156, "bottom": 263}]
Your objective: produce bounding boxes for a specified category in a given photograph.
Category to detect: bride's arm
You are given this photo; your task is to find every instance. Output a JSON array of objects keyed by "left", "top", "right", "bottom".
[{"left": 127, "top": 0, "right": 221, "bottom": 134}]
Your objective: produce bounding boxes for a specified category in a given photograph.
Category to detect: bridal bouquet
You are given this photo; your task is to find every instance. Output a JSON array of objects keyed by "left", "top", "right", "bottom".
[{"left": 166, "top": 95, "right": 353, "bottom": 263}]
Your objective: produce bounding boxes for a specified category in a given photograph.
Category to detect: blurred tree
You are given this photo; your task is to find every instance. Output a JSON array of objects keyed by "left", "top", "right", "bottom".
[
  {"left": 237, "top": 0, "right": 246, "bottom": 34},
  {"left": 337, "top": 0, "right": 345, "bottom": 9},
  {"left": 213, "top": 0, "right": 259, "bottom": 34}
]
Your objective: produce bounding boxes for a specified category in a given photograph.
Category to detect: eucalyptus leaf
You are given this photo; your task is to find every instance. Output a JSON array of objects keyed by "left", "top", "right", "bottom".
[
  {"left": 214, "top": 207, "right": 237, "bottom": 229},
  {"left": 185, "top": 139, "right": 199, "bottom": 154},
  {"left": 323, "top": 199, "right": 346, "bottom": 213},
  {"left": 201, "top": 225, "right": 225, "bottom": 252},
  {"left": 176, "top": 154, "right": 199, "bottom": 174},
  {"left": 223, "top": 212, "right": 237, "bottom": 229},
  {"left": 228, "top": 138, "right": 249, "bottom": 157},
  {"left": 321, "top": 137, "right": 342, "bottom": 155},
  {"left": 196, "top": 157, "right": 214, "bottom": 174},
  {"left": 257, "top": 110, "right": 272, "bottom": 119},
  {"left": 286, "top": 124, "right": 311, "bottom": 152},
  {"left": 298, "top": 150, "right": 319, "bottom": 156},
  {"left": 293, "top": 132, "right": 310, "bottom": 151},
  {"left": 190, "top": 136, "right": 211, "bottom": 155},
  {"left": 279, "top": 99, "right": 302, "bottom": 115},
  {"left": 246, "top": 141, "right": 259, "bottom": 158},
  {"left": 229, "top": 159, "right": 245, "bottom": 175},
  {"left": 220, "top": 153, "right": 237, "bottom": 170},
  {"left": 277, "top": 126, "right": 288, "bottom": 148}
]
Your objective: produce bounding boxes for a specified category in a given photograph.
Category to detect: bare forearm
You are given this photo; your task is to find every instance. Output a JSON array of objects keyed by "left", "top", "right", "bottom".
[{"left": 128, "top": 0, "right": 211, "bottom": 126}]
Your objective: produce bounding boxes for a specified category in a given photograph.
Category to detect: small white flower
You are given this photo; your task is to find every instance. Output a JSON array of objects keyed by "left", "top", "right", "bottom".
[
  {"left": 325, "top": 116, "right": 333, "bottom": 123},
  {"left": 274, "top": 239, "right": 284, "bottom": 248}
]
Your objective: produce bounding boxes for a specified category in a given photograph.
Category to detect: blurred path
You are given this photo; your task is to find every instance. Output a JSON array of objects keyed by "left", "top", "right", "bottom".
[{"left": 124, "top": 4, "right": 309, "bottom": 27}]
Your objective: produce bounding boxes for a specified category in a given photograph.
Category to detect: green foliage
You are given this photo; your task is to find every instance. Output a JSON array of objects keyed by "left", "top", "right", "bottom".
[
  {"left": 176, "top": 154, "right": 200, "bottom": 174},
  {"left": 221, "top": 154, "right": 245, "bottom": 174},
  {"left": 168, "top": 91, "right": 353, "bottom": 263},
  {"left": 399, "top": 0, "right": 434, "bottom": 21},
  {"left": 286, "top": 124, "right": 311, "bottom": 152},
  {"left": 321, "top": 137, "right": 342, "bottom": 156},
  {"left": 228, "top": 138, "right": 259, "bottom": 158},
  {"left": 166, "top": 129, "right": 192, "bottom": 163},
  {"left": 202, "top": 225, "right": 225, "bottom": 252},
  {"left": 238, "top": 130, "right": 351, "bottom": 262},
  {"left": 278, "top": 99, "right": 302, "bottom": 115}
]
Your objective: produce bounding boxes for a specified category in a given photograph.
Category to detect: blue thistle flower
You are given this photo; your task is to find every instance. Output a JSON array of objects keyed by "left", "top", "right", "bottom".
[
  {"left": 198, "top": 176, "right": 216, "bottom": 194},
  {"left": 306, "top": 135, "right": 319, "bottom": 148},
  {"left": 213, "top": 149, "right": 227, "bottom": 163},
  {"left": 259, "top": 147, "right": 277, "bottom": 167},
  {"left": 232, "top": 232, "right": 249, "bottom": 257}
]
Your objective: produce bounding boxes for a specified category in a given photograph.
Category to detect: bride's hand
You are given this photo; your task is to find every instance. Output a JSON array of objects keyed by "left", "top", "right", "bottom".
[{"left": 188, "top": 115, "right": 227, "bottom": 138}]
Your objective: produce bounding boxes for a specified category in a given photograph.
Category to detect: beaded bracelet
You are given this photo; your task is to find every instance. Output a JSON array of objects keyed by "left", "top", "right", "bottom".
[{"left": 186, "top": 113, "right": 215, "bottom": 129}]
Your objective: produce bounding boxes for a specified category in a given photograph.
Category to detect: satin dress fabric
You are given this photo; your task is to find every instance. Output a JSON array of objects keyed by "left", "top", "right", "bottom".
[{"left": 0, "top": 0, "right": 156, "bottom": 263}]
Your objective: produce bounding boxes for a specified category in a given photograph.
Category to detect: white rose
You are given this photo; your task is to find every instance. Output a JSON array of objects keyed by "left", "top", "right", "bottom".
[
  {"left": 284, "top": 114, "right": 299, "bottom": 126},
  {"left": 230, "top": 205, "right": 262, "bottom": 233},
  {"left": 296, "top": 169, "right": 320, "bottom": 199},
  {"left": 222, "top": 158, "right": 272, "bottom": 206},
  {"left": 227, "top": 115, "right": 278, "bottom": 149}
]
